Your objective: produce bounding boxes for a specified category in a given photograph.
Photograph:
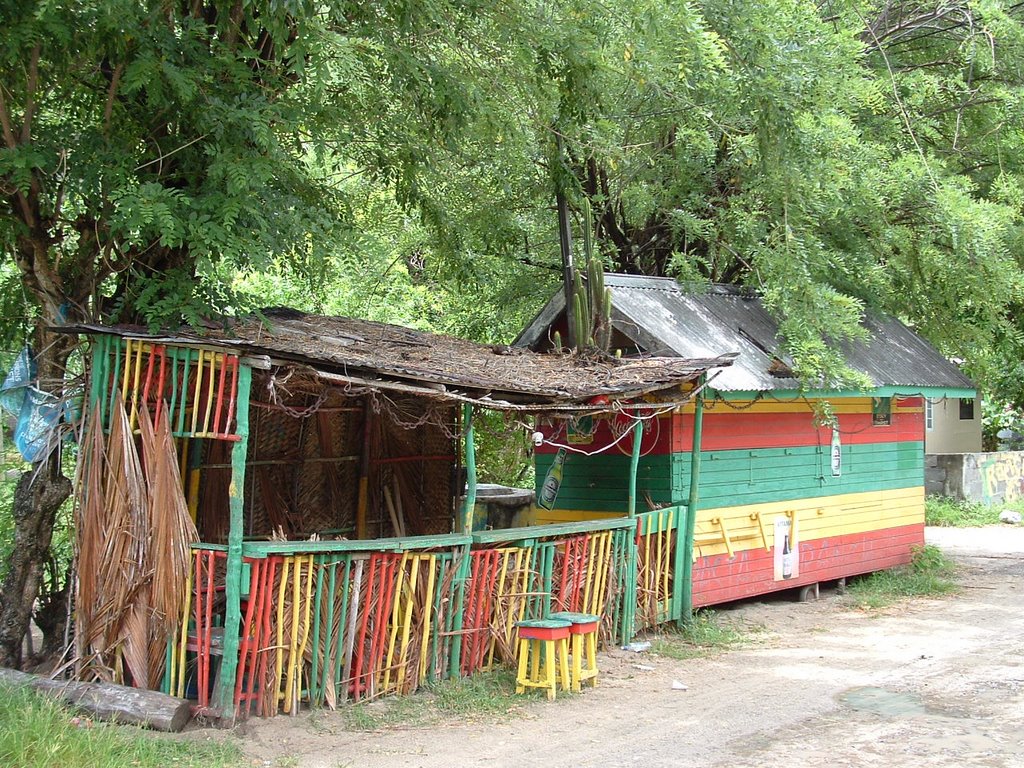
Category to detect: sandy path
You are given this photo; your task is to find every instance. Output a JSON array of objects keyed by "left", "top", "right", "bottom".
[{"left": 235, "top": 526, "right": 1024, "bottom": 768}]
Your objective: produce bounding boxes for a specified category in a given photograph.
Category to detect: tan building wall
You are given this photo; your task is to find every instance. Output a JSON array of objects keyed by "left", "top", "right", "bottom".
[{"left": 925, "top": 396, "right": 982, "bottom": 454}]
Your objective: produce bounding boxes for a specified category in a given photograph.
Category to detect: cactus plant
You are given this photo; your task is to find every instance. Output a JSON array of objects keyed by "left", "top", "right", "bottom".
[{"left": 566, "top": 198, "right": 614, "bottom": 353}]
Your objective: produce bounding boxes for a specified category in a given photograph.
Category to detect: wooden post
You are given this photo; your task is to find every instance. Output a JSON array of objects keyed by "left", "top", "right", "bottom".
[
  {"left": 356, "top": 398, "right": 371, "bottom": 539},
  {"left": 459, "top": 404, "right": 476, "bottom": 534},
  {"left": 214, "top": 363, "right": 251, "bottom": 717},
  {"left": 680, "top": 380, "right": 705, "bottom": 626}
]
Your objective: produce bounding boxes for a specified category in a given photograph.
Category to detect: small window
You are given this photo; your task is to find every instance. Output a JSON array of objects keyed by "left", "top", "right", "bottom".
[
  {"left": 925, "top": 400, "right": 934, "bottom": 431},
  {"left": 959, "top": 398, "right": 975, "bottom": 420},
  {"left": 872, "top": 397, "right": 892, "bottom": 426}
]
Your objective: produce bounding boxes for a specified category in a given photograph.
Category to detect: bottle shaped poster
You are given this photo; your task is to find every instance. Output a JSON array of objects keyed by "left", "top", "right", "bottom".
[
  {"left": 830, "top": 428, "right": 842, "bottom": 477},
  {"left": 538, "top": 447, "right": 567, "bottom": 510},
  {"left": 773, "top": 516, "right": 799, "bottom": 581}
]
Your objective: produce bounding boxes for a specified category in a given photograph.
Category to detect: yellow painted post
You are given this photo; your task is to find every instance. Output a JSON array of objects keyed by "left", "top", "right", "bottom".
[
  {"left": 395, "top": 554, "right": 421, "bottom": 693},
  {"left": 589, "top": 534, "right": 610, "bottom": 615},
  {"left": 284, "top": 556, "right": 303, "bottom": 713},
  {"left": 383, "top": 552, "right": 411, "bottom": 693},
  {"left": 418, "top": 555, "right": 437, "bottom": 682},
  {"left": 296, "top": 555, "right": 315, "bottom": 710},
  {"left": 201, "top": 352, "right": 217, "bottom": 435},
  {"left": 132, "top": 341, "right": 145, "bottom": 429},
  {"left": 274, "top": 556, "right": 290, "bottom": 711},
  {"left": 175, "top": 554, "right": 194, "bottom": 698},
  {"left": 190, "top": 349, "right": 205, "bottom": 435}
]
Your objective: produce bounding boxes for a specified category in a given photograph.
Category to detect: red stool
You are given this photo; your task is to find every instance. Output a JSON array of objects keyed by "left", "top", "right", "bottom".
[{"left": 515, "top": 619, "right": 571, "bottom": 700}]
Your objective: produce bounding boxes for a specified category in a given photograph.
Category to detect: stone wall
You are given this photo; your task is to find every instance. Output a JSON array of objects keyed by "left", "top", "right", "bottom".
[{"left": 926, "top": 451, "right": 1024, "bottom": 504}]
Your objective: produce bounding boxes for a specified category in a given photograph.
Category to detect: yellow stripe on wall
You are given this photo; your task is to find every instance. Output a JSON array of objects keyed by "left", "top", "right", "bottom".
[{"left": 528, "top": 486, "right": 924, "bottom": 559}]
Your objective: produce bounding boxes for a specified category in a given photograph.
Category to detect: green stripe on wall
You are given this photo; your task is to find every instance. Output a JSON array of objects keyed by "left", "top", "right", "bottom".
[
  {"left": 536, "top": 441, "right": 924, "bottom": 513},
  {"left": 535, "top": 452, "right": 675, "bottom": 513}
]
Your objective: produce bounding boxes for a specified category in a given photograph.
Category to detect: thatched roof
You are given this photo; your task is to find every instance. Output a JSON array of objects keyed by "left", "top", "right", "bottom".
[{"left": 62, "top": 308, "right": 736, "bottom": 412}]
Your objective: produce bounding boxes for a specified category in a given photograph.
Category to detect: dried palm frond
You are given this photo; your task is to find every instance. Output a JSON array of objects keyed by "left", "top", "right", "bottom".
[
  {"left": 139, "top": 405, "right": 199, "bottom": 686},
  {"left": 74, "top": 406, "right": 107, "bottom": 671}
]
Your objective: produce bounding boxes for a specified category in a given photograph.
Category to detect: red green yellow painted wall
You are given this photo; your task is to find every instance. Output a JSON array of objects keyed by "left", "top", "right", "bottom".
[{"left": 533, "top": 396, "right": 926, "bottom": 606}]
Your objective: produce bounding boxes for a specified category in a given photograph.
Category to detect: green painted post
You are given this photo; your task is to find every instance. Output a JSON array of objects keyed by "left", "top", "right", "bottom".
[
  {"left": 542, "top": 542, "right": 554, "bottom": 616},
  {"left": 214, "top": 363, "right": 251, "bottom": 717},
  {"left": 459, "top": 404, "right": 476, "bottom": 534},
  {"left": 671, "top": 501, "right": 688, "bottom": 624},
  {"left": 623, "top": 419, "right": 643, "bottom": 640},
  {"left": 448, "top": 405, "right": 477, "bottom": 678},
  {"left": 87, "top": 336, "right": 104, "bottom": 414},
  {"left": 311, "top": 555, "right": 326, "bottom": 704},
  {"left": 107, "top": 336, "right": 122, "bottom": 424},
  {"left": 447, "top": 543, "right": 472, "bottom": 679},
  {"left": 680, "top": 381, "right": 705, "bottom": 626},
  {"left": 627, "top": 420, "right": 643, "bottom": 517}
]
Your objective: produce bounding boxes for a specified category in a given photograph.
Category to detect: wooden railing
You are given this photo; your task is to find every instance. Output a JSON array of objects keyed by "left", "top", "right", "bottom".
[{"left": 170, "top": 512, "right": 688, "bottom": 716}]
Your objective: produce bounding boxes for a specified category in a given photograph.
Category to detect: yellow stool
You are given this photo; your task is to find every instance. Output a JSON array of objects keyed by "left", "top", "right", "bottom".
[
  {"left": 549, "top": 611, "right": 600, "bottom": 692},
  {"left": 515, "top": 619, "right": 571, "bottom": 700}
]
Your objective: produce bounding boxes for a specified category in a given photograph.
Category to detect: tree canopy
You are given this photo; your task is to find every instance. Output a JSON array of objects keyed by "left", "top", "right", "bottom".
[{"left": 3, "top": 0, "right": 1024, "bottom": 663}]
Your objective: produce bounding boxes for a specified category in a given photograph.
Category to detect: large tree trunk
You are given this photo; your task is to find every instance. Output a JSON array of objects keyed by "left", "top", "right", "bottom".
[
  {"left": 0, "top": 323, "right": 75, "bottom": 669},
  {"left": 0, "top": 465, "right": 71, "bottom": 668}
]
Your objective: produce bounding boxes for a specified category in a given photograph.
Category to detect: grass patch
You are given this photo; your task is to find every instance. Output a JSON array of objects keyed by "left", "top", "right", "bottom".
[
  {"left": 846, "top": 544, "right": 957, "bottom": 610},
  {"left": 648, "top": 609, "right": 748, "bottom": 660},
  {"left": 337, "top": 668, "right": 525, "bottom": 731},
  {"left": 429, "top": 666, "right": 523, "bottom": 719},
  {"left": 925, "top": 496, "right": 1008, "bottom": 527},
  {"left": 0, "top": 682, "right": 242, "bottom": 768}
]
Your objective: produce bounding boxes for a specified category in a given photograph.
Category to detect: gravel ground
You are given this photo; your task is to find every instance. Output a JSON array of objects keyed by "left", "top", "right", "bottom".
[{"left": 232, "top": 525, "right": 1024, "bottom": 768}]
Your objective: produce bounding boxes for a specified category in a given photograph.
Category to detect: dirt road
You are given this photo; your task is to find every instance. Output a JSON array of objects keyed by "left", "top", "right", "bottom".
[{"left": 239, "top": 527, "right": 1024, "bottom": 767}]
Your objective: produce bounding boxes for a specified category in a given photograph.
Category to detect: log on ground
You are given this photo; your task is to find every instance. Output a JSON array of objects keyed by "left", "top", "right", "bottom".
[{"left": 0, "top": 667, "right": 192, "bottom": 732}]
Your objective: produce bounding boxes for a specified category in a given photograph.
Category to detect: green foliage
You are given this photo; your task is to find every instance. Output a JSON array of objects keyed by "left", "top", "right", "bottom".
[
  {"left": 981, "top": 399, "right": 1024, "bottom": 450},
  {"left": 925, "top": 496, "right": 1007, "bottom": 527},
  {"left": 846, "top": 544, "right": 958, "bottom": 609},
  {"left": 0, "top": 683, "right": 242, "bottom": 768}
]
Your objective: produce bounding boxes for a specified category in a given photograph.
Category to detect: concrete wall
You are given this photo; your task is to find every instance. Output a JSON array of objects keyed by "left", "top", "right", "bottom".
[
  {"left": 926, "top": 451, "right": 1024, "bottom": 504},
  {"left": 925, "top": 396, "right": 982, "bottom": 454}
]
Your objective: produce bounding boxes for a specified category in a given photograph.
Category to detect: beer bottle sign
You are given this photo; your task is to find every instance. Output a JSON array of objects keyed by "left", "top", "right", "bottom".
[
  {"left": 830, "top": 428, "right": 842, "bottom": 477},
  {"left": 538, "top": 447, "right": 567, "bottom": 510},
  {"left": 781, "top": 534, "right": 794, "bottom": 579},
  {"left": 774, "top": 516, "right": 799, "bottom": 581}
]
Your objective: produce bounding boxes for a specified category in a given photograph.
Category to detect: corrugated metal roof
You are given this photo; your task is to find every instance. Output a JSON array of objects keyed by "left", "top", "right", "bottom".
[{"left": 516, "top": 274, "right": 976, "bottom": 394}]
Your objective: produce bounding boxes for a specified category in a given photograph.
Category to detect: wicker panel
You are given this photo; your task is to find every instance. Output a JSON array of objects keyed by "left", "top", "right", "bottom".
[{"left": 195, "top": 375, "right": 457, "bottom": 542}]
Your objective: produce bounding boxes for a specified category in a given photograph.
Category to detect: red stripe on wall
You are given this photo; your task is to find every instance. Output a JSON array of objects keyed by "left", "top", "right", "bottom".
[
  {"left": 536, "top": 414, "right": 674, "bottom": 455},
  {"left": 536, "top": 398, "right": 925, "bottom": 456},
  {"left": 692, "top": 522, "right": 925, "bottom": 607},
  {"left": 672, "top": 410, "right": 924, "bottom": 452}
]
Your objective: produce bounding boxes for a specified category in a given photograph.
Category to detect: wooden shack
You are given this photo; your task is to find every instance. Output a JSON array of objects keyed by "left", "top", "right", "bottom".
[
  {"left": 516, "top": 275, "right": 977, "bottom": 607},
  {"left": 63, "top": 309, "right": 732, "bottom": 718}
]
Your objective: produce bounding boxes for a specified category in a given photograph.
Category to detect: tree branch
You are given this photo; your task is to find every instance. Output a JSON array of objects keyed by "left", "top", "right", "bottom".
[
  {"left": 20, "top": 44, "right": 41, "bottom": 144},
  {"left": 0, "top": 83, "right": 19, "bottom": 150},
  {"left": 103, "top": 63, "right": 124, "bottom": 132},
  {"left": 0, "top": 84, "right": 37, "bottom": 227}
]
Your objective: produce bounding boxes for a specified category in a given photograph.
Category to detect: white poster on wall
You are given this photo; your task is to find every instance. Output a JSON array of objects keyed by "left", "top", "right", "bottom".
[{"left": 773, "top": 516, "right": 799, "bottom": 581}]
